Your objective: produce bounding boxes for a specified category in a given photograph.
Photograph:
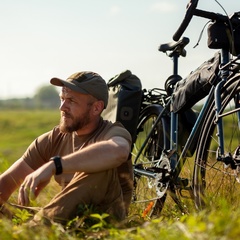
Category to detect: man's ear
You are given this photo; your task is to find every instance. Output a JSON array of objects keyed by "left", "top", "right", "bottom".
[{"left": 92, "top": 100, "right": 105, "bottom": 115}]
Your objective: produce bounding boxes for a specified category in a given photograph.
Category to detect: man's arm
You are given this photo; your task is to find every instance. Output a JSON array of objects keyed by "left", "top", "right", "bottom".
[
  {"left": 18, "top": 136, "right": 130, "bottom": 205},
  {"left": 0, "top": 159, "right": 33, "bottom": 204},
  {"left": 61, "top": 136, "right": 130, "bottom": 173}
]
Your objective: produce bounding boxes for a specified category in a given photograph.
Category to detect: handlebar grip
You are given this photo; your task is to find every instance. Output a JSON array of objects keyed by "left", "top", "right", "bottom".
[
  {"left": 173, "top": 13, "right": 193, "bottom": 41},
  {"left": 173, "top": 0, "right": 199, "bottom": 41}
]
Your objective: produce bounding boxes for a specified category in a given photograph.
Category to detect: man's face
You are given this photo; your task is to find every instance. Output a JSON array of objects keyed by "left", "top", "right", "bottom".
[{"left": 59, "top": 87, "right": 97, "bottom": 133}]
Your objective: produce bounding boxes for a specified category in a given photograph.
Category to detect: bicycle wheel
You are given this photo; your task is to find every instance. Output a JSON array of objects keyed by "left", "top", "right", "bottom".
[
  {"left": 131, "top": 104, "right": 170, "bottom": 218},
  {"left": 194, "top": 75, "right": 240, "bottom": 209}
]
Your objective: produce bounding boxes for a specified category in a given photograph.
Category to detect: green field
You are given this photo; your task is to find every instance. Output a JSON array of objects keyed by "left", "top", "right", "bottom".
[
  {"left": 0, "top": 110, "right": 60, "bottom": 166},
  {"left": 1, "top": 110, "right": 240, "bottom": 239}
]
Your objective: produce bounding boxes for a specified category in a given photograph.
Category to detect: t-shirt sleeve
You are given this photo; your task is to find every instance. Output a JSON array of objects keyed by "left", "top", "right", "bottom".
[
  {"left": 104, "top": 121, "right": 132, "bottom": 147},
  {"left": 21, "top": 130, "right": 54, "bottom": 170}
]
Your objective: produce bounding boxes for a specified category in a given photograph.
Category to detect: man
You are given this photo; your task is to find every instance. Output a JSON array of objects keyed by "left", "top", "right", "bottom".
[{"left": 0, "top": 71, "right": 133, "bottom": 225}]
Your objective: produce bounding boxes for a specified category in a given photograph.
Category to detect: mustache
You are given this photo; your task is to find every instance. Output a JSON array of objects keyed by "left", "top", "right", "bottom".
[
  {"left": 61, "top": 111, "right": 72, "bottom": 119},
  {"left": 61, "top": 112, "right": 73, "bottom": 119}
]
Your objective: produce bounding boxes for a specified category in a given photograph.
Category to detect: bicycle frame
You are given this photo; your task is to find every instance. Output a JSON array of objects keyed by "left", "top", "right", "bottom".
[{"left": 172, "top": 49, "right": 232, "bottom": 178}]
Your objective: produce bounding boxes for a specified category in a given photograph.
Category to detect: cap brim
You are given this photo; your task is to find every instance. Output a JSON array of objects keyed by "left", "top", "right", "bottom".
[
  {"left": 50, "top": 78, "right": 89, "bottom": 95},
  {"left": 50, "top": 77, "right": 65, "bottom": 87}
]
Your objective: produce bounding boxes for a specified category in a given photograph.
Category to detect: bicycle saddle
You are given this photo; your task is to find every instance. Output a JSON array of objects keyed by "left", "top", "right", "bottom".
[{"left": 158, "top": 37, "right": 190, "bottom": 57}]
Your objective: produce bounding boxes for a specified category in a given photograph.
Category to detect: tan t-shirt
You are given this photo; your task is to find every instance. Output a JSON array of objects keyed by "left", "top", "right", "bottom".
[{"left": 22, "top": 119, "right": 133, "bottom": 198}]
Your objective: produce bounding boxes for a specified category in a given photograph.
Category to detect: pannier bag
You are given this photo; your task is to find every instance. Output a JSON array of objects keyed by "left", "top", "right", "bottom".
[
  {"left": 207, "top": 20, "right": 240, "bottom": 56},
  {"left": 172, "top": 51, "right": 220, "bottom": 113},
  {"left": 102, "top": 70, "right": 142, "bottom": 144}
]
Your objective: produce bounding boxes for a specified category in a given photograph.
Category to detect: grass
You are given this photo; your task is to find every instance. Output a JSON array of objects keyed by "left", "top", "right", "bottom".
[
  {"left": 0, "top": 110, "right": 240, "bottom": 239},
  {"left": 0, "top": 110, "right": 59, "bottom": 166},
  {"left": 1, "top": 200, "right": 240, "bottom": 239}
]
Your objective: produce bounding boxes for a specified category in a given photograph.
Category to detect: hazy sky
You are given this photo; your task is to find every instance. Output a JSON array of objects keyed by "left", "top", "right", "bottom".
[{"left": 0, "top": 0, "right": 238, "bottom": 99}]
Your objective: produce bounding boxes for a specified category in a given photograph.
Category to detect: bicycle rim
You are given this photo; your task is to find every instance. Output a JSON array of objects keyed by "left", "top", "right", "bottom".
[
  {"left": 131, "top": 105, "right": 170, "bottom": 218},
  {"left": 194, "top": 77, "right": 240, "bottom": 209}
]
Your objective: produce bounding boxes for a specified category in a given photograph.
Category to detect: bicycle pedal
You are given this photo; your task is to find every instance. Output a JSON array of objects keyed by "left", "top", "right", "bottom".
[
  {"left": 179, "top": 187, "right": 193, "bottom": 199},
  {"left": 176, "top": 177, "right": 189, "bottom": 188},
  {"left": 175, "top": 178, "right": 193, "bottom": 199}
]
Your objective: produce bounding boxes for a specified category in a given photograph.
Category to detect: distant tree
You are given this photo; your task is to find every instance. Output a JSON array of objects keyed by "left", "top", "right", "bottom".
[
  {"left": 34, "top": 85, "right": 60, "bottom": 109},
  {"left": 0, "top": 97, "right": 35, "bottom": 109}
]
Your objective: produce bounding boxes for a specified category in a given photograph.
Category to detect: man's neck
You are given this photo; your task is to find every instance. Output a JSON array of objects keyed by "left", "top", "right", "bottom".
[{"left": 75, "top": 117, "right": 102, "bottom": 136}]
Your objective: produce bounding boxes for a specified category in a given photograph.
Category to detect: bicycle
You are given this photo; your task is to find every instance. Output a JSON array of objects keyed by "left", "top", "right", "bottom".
[{"left": 130, "top": 0, "right": 240, "bottom": 218}]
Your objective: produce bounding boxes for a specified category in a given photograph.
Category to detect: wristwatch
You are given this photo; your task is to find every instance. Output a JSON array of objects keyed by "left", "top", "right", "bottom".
[{"left": 50, "top": 156, "right": 63, "bottom": 175}]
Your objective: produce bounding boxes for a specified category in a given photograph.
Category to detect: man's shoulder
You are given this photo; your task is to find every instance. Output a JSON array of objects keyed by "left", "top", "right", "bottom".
[
  {"left": 102, "top": 120, "right": 126, "bottom": 132},
  {"left": 102, "top": 120, "right": 132, "bottom": 142}
]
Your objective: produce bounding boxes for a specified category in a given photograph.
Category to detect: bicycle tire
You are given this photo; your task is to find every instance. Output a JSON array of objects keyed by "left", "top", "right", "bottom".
[
  {"left": 193, "top": 74, "right": 240, "bottom": 210},
  {"left": 131, "top": 104, "right": 170, "bottom": 218}
]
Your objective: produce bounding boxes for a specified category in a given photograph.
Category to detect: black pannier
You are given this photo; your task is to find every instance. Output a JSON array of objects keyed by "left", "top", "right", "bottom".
[
  {"left": 102, "top": 70, "right": 142, "bottom": 143},
  {"left": 207, "top": 19, "right": 240, "bottom": 56},
  {"left": 172, "top": 52, "right": 220, "bottom": 113}
]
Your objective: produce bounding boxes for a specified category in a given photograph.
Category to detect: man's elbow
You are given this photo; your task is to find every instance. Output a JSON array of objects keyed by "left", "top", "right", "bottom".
[
  {"left": 114, "top": 139, "right": 131, "bottom": 166},
  {"left": 119, "top": 147, "right": 130, "bottom": 164},
  {"left": 110, "top": 136, "right": 131, "bottom": 165}
]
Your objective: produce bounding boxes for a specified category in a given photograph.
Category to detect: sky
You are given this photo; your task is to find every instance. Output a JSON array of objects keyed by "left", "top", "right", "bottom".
[{"left": 0, "top": 0, "right": 239, "bottom": 99}]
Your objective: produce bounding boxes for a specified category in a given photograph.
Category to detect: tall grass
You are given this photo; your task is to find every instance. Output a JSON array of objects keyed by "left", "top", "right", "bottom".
[{"left": 1, "top": 199, "right": 240, "bottom": 239}]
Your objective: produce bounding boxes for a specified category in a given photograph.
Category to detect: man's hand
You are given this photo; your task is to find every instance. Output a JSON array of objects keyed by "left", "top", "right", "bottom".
[{"left": 18, "top": 161, "right": 55, "bottom": 206}]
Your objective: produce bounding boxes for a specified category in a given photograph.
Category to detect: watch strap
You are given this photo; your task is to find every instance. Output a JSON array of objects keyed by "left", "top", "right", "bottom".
[{"left": 50, "top": 156, "right": 63, "bottom": 175}]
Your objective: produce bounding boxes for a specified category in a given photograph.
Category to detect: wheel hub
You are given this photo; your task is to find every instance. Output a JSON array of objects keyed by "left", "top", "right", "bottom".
[{"left": 148, "top": 153, "right": 171, "bottom": 198}]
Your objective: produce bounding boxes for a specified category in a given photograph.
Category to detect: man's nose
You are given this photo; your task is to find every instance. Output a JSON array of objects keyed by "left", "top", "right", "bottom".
[{"left": 59, "top": 100, "right": 67, "bottom": 111}]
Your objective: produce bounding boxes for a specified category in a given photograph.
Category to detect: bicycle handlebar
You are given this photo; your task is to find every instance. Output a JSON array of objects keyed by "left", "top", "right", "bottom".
[
  {"left": 173, "top": 0, "right": 199, "bottom": 41},
  {"left": 173, "top": 0, "right": 240, "bottom": 42}
]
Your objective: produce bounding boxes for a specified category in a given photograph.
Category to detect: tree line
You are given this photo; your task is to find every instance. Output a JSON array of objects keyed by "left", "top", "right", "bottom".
[{"left": 0, "top": 85, "right": 60, "bottom": 109}]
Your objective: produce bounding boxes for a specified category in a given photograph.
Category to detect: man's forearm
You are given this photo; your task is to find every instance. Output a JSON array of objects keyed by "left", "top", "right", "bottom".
[
  {"left": 0, "top": 172, "right": 20, "bottom": 204},
  {"left": 0, "top": 159, "right": 33, "bottom": 204},
  {"left": 61, "top": 137, "right": 130, "bottom": 174}
]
